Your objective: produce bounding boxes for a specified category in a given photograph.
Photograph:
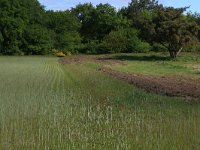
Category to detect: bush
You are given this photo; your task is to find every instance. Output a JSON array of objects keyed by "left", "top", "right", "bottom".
[
  {"left": 103, "top": 29, "right": 127, "bottom": 53},
  {"left": 152, "top": 43, "right": 167, "bottom": 52},
  {"left": 102, "top": 28, "right": 152, "bottom": 53},
  {"left": 83, "top": 40, "right": 100, "bottom": 54},
  {"left": 52, "top": 49, "right": 73, "bottom": 57},
  {"left": 55, "top": 51, "right": 66, "bottom": 57},
  {"left": 133, "top": 41, "right": 151, "bottom": 53},
  {"left": 184, "top": 43, "right": 200, "bottom": 52}
]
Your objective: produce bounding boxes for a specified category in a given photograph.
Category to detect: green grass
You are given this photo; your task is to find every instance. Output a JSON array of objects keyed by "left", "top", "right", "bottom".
[
  {"left": 110, "top": 52, "right": 200, "bottom": 77},
  {"left": 0, "top": 56, "right": 200, "bottom": 149}
]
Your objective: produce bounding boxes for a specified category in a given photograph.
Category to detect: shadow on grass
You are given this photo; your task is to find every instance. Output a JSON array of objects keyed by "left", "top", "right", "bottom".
[
  {"left": 195, "top": 71, "right": 200, "bottom": 75},
  {"left": 112, "top": 55, "right": 171, "bottom": 62}
]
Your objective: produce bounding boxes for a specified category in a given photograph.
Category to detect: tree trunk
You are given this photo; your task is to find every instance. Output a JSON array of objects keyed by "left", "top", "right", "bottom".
[
  {"left": 169, "top": 51, "right": 173, "bottom": 58},
  {"left": 169, "top": 44, "right": 175, "bottom": 58},
  {"left": 177, "top": 47, "right": 183, "bottom": 56},
  {"left": 169, "top": 45, "right": 182, "bottom": 59},
  {"left": 169, "top": 51, "right": 176, "bottom": 58}
]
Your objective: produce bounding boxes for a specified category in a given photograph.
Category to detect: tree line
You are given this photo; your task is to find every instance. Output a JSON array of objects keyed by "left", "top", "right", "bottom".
[{"left": 0, "top": 0, "right": 199, "bottom": 58}]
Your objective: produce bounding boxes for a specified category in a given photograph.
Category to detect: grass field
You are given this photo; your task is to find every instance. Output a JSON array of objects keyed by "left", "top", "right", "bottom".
[
  {"left": 0, "top": 55, "right": 200, "bottom": 149},
  {"left": 109, "top": 52, "right": 200, "bottom": 77}
]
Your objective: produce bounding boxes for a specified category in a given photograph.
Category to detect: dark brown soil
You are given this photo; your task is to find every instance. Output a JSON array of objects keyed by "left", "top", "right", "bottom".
[
  {"left": 95, "top": 56, "right": 126, "bottom": 66},
  {"left": 60, "top": 55, "right": 200, "bottom": 99},
  {"left": 101, "top": 67, "right": 200, "bottom": 99}
]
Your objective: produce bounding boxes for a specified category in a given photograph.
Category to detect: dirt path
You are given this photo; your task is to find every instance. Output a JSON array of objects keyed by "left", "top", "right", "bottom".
[
  {"left": 60, "top": 55, "right": 126, "bottom": 66},
  {"left": 61, "top": 55, "right": 200, "bottom": 99},
  {"left": 101, "top": 67, "right": 200, "bottom": 99}
]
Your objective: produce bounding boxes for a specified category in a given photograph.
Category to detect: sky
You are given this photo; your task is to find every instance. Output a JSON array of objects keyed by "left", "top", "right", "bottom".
[{"left": 39, "top": 0, "right": 199, "bottom": 13}]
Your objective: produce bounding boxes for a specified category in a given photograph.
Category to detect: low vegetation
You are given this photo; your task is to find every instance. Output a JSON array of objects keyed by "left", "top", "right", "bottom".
[
  {"left": 0, "top": 55, "right": 199, "bottom": 149},
  {"left": 111, "top": 52, "right": 200, "bottom": 77},
  {"left": 0, "top": 0, "right": 200, "bottom": 149}
]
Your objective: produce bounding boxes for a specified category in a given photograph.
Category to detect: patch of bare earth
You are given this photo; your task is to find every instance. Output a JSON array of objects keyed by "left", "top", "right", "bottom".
[
  {"left": 101, "top": 67, "right": 200, "bottom": 99},
  {"left": 95, "top": 56, "right": 126, "bottom": 66},
  {"left": 59, "top": 55, "right": 90, "bottom": 64},
  {"left": 60, "top": 55, "right": 126, "bottom": 66},
  {"left": 60, "top": 55, "right": 200, "bottom": 99}
]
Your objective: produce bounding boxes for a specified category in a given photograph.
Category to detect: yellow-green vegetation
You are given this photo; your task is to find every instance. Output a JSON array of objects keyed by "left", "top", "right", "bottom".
[
  {"left": 0, "top": 56, "right": 200, "bottom": 149},
  {"left": 52, "top": 49, "right": 72, "bottom": 57},
  {"left": 55, "top": 51, "right": 66, "bottom": 57},
  {"left": 52, "top": 49, "right": 66, "bottom": 57}
]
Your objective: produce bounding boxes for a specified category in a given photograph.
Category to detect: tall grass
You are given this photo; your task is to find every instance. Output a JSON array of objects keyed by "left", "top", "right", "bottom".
[{"left": 0, "top": 56, "right": 199, "bottom": 149}]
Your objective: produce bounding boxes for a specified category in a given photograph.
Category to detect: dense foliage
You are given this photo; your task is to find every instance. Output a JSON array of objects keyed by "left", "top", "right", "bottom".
[{"left": 0, "top": 0, "right": 199, "bottom": 57}]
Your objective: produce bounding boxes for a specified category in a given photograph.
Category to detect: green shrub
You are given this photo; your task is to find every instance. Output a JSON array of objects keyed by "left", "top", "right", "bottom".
[
  {"left": 102, "top": 28, "right": 152, "bottom": 53},
  {"left": 83, "top": 40, "right": 101, "bottom": 54},
  {"left": 184, "top": 43, "right": 200, "bottom": 52},
  {"left": 152, "top": 43, "right": 167, "bottom": 52},
  {"left": 103, "top": 29, "right": 127, "bottom": 53},
  {"left": 134, "top": 41, "right": 151, "bottom": 53}
]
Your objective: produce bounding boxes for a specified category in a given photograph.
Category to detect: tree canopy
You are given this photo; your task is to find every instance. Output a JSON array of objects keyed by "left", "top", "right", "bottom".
[
  {"left": 0, "top": 0, "right": 199, "bottom": 57},
  {"left": 154, "top": 7, "right": 199, "bottom": 58}
]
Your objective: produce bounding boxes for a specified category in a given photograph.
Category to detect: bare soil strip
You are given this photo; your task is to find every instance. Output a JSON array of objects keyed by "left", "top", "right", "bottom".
[
  {"left": 61, "top": 55, "right": 200, "bottom": 99},
  {"left": 101, "top": 67, "right": 200, "bottom": 99},
  {"left": 60, "top": 55, "right": 126, "bottom": 66}
]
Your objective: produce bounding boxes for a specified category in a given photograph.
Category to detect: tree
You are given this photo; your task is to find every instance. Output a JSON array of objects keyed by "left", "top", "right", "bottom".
[
  {"left": 188, "top": 13, "right": 200, "bottom": 41},
  {"left": 127, "top": 0, "right": 160, "bottom": 15},
  {"left": 71, "top": 3, "right": 96, "bottom": 42},
  {"left": 46, "top": 10, "right": 81, "bottom": 53},
  {"left": 0, "top": 0, "right": 28, "bottom": 55},
  {"left": 154, "top": 7, "right": 199, "bottom": 58},
  {"left": 22, "top": 24, "right": 52, "bottom": 55},
  {"left": 94, "top": 3, "right": 127, "bottom": 40},
  {"left": 22, "top": 0, "right": 46, "bottom": 25},
  {"left": 124, "top": 0, "right": 161, "bottom": 43},
  {"left": 72, "top": 3, "right": 130, "bottom": 54},
  {"left": 0, "top": 0, "right": 50, "bottom": 55},
  {"left": 72, "top": 3, "right": 129, "bottom": 42}
]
